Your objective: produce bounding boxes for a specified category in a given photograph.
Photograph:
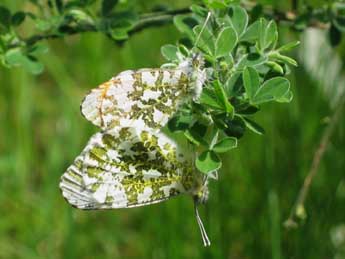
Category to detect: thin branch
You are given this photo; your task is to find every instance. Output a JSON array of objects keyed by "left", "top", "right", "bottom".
[
  {"left": 9, "top": 8, "right": 190, "bottom": 48},
  {"left": 241, "top": 1, "right": 330, "bottom": 29},
  {"left": 284, "top": 94, "right": 345, "bottom": 229},
  {"left": 8, "top": 3, "right": 331, "bottom": 49}
]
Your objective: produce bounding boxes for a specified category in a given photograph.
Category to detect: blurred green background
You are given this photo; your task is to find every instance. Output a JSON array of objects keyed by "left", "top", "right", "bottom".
[{"left": 1, "top": 1, "right": 345, "bottom": 258}]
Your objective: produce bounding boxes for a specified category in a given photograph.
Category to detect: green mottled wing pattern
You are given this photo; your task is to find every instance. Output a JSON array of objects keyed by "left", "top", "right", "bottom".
[
  {"left": 81, "top": 68, "right": 191, "bottom": 132},
  {"left": 59, "top": 128, "right": 199, "bottom": 209}
]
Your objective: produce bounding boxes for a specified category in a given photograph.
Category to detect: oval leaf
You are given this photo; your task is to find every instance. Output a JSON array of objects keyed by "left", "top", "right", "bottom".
[
  {"left": 161, "top": 44, "right": 178, "bottom": 61},
  {"left": 228, "top": 6, "right": 248, "bottom": 37},
  {"left": 243, "top": 66, "right": 260, "bottom": 100},
  {"left": 213, "top": 137, "right": 237, "bottom": 153},
  {"left": 193, "top": 24, "right": 215, "bottom": 55},
  {"left": 215, "top": 26, "right": 237, "bottom": 58},
  {"left": 252, "top": 77, "right": 290, "bottom": 105}
]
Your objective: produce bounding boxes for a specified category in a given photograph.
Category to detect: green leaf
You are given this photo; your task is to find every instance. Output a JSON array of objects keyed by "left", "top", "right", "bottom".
[
  {"left": 191, "top": 122, "right": 208, "bottom": 137},
  {"left": 333, "top": 16, "right": 345, "bottom": 33},
  {"left": 329, "top": 24, "right": 342, "bottom": 47},
  {"left": 224, "top": 116, "right": 246, "bottom": 138},
  {"left": 4, "top": 48, "right": 22, "bottom": 66},
  {"left": 212, "top": 113, "right": 228, "bottom": 130},
  {"left": 204, "top": 0, "right": 227, "bottom": 9},
  {"left": 212, "top": 137, "right": 237, "bottom": 153},
  {"left": 23, "top": 56, "right": 44, "bottom": 75},
  {"left": 110, "top": 28, "right": 128, "bottom": 40},
  {"left": 193, "top": 24, "right": 215, "bottom": 55},
  {"left": 277, "top": 41, "right": 300, "bottom": 52},
  {"left": 241, "top": 20, "right": 260, "bottom": 43},
  {"left": 228, "top": 5, "right": 248, "bottom": 37},
  {"left": 269, "top": 52, "right": 298, "bottom": 67},
  {"left": 0, "top": 6, "right": 11, "bottom": 29},
  {"left": 224, "top": 72, "right": 243, "bottom": 96},
  {"left": 236, "top": 103, "right": 260, "bottom": 115},
  {"left": 66, "top": 9, "right": 94, "bottom": 25},
  {"left": 190, "top": 4, "right": 208, "bottom": 17},
  {"left": 174, "top": 15, "right": 196, "bottom": 40},
  {"left": 200, "top": 87, "right": 223, "bottom": 110},
  {"left": 184, "top": 127, "right": 208, "bottom": 147},
  {"left": 264, "top": 20, "right": 278, "bottom": 49},
  {"left": 35, "top": 19, "right": 53, "bottom": 31},
  {"left": 196, "top": 151, "right": 222, "bottom": 174},
  {"left": 277, "top": 90, "right": 293, "bottom": 103},
  {"left": 102, "top": 0, "right": 119, "bottom": 16},
  {"left": 4, "top": 48, "right": 44, "bottom": 74},
  {"left": 215, "top": 26, "right": 237, "bottom": 58},
  {"left": 258, "top": 18, "right": 278, "bottom": 51},
  {"left": 258, "top": 18, "right": 268, "bottom": 50},
  {"left": 243, "top": 117, "right": 265, "bottom": 135},
  {"left": 252, "top": 77, "right": 290, "bottom": 105},
  {"left": 178, "top": 44, "right": 189, "bottom": 57},
  {"left": 161, "top": 44, "right": 178, "bottom": 62},
  {"left": 167, "top": 112, "right": 193, "bottom": 132},
  {"left": 213, "top": 80, "right": 234, "bottom": 117},
  {"left": 11, "top": 12, "right": 26, "bottom": 27},
  {"left": 266, "top": 61, "right": 284, "bottom": 74},
  {"left": 243, "top": 66, "right": 260, "bottom": 100},
  {"left": 237, "top": 53, "right": 267, "bottom": 69},
  {"left": 28, "top": 43, "right": 49, "bottom": 56}
]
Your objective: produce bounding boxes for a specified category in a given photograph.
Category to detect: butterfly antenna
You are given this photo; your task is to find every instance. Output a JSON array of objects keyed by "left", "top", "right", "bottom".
[
  {"left": 193, "top": 11, "right": 212, "bottom": 51},
  {"left": 194, "top": 200, "right": 211, "bottom": 246}
]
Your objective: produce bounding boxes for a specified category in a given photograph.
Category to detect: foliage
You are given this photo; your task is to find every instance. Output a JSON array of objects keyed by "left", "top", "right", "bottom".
[
  {"left": 1, "top": 0, "right": 345, "bottom": 73},
  {"left": 163, "top": 3, "right": 297, "bottom": 174}
]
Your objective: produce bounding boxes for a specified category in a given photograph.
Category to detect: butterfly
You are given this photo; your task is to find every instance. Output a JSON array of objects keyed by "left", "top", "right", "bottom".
[
  {"left": 60, "top": 12, "right": 213, "bottom": 246},
  {"left": 81, "top": 56, "right": 206, "bottom": 132}
]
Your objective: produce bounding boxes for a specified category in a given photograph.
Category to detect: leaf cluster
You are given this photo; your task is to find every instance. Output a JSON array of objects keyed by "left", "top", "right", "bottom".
[
  {"left": 0, "top": 0, "right": 137, "bottom": 73},
  {"left": 161, "top": 2, "right": 298, "bottom": 174}
]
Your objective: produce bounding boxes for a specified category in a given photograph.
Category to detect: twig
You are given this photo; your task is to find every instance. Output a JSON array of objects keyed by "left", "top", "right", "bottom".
[
  {"left": 284, "top": 94, "right": 345, "bottom": 229},
  {"left": 241, "top": 1, "right": 330, "bottom": 29},
  {"left": 9, "top": 8, "right": 190, "bottom": 48},
  {"left": 8, "top": 3, "right": 331, "bottom": 49}
]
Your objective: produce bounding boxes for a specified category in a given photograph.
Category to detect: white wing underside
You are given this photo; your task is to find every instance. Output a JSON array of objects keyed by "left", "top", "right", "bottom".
[{"left": 60, "top": 129, "right": 195, "bottom": 209}]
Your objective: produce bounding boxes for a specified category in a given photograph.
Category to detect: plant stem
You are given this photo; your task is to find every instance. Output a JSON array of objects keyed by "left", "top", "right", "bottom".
[
  {"left": 284, "top": 94, "right": 345, "bottom": 228},
  {"left": 8, "top": 4, "right": 331, "bottom": 49}
]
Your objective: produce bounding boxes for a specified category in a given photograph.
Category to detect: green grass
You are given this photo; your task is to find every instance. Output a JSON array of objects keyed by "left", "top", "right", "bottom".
[{"left": 1, "top": 1, "right": 345, "bottom": 258}]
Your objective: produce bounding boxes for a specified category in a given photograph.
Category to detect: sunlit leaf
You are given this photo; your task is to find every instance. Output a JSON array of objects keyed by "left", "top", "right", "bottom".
[
  {"left": 215, "top": 26, "right": 237, "bottom": 58},
  {"left": 228, "top": 5, "right": 248, "bottom": 37},
  {"left": 243, "top": 66, "right": 260, "bottom": 100},
  {"left": 252, "top": 77, "right": 290, "bottom": 105}
]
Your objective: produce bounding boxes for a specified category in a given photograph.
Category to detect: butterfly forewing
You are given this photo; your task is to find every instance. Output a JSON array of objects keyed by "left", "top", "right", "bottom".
[
  {"left": 81, "top": 68, "right": 193, "bottom": 132},
  {"left": 60, "top": 128, "right": 199, "bottom": 209}
]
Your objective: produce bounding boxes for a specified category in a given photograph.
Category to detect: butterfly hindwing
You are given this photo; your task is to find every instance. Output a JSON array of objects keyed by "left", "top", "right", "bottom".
[{"left": 59, "top": 128, "right": 198, "bottom": 209}]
